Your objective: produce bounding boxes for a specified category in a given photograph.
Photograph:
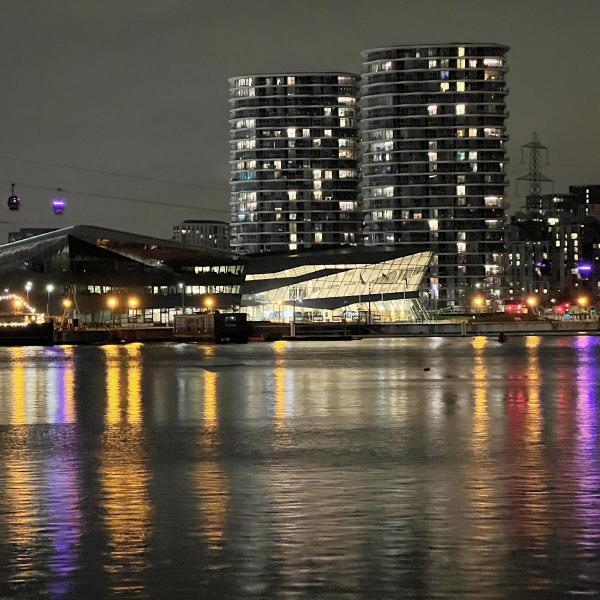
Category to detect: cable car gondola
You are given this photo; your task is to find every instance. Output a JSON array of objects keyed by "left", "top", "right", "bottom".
[
  {"left": 51, "top": 189, "right": 66, "bottom": 215},
  {"left": 7, "top": 183, "right": 20, "bottom": 211}
]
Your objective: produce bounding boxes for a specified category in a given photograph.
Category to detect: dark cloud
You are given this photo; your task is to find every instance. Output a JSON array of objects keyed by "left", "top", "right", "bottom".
[{"left": 0, "top": 0, "right": 597, "bottom": 240}]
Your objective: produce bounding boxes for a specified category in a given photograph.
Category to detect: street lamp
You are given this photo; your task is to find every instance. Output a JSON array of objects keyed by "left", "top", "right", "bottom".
[
  {"left": 204, "top": 296, "right": 214, "bottom": 313},
  {"left": 13, "top": 298, "right": 23, "bottom": 314},
  {"left": 62, "top": 298, "right": 72, "bottom": 309},
  {"left": 107, "top": 295, "right": 119, "bottom": 327},
  {"left": 178, "top": 282, "right": 185, "bottom": 312},
  {"left": 25, "top": 281, "right": 32, "bottom": 305},
  {"left": 526, "top": 295, "right": 537, "bottom": 311},
  {"left": 472, "top": 294, "right": 484, "bottom": 314},
  {"left": 46, "top": 284, "right": 54, "bottom": 316},
  {"left": 128, "top": 296, "right": 139, "bottom": 328}
]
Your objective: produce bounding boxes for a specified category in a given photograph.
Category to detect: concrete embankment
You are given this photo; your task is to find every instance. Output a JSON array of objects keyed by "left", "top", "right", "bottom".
[
  {"left": 250, "top": 319, "right": 600, "bottom": 340},
  {"left": 51, "top": 320, "right": 600, "bottom": 345},
  {"left": 54, "top": 327, "right": 173, "bottom": 344}
]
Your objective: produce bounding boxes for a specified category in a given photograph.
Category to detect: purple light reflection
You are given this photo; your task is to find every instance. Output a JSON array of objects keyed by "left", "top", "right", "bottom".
[{"left": 574, "top": 336, "right": 600, "bottom": 555}]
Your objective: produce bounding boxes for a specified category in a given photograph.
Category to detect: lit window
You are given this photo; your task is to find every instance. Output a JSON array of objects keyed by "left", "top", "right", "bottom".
[
  {"left": 458, "top": 47, "right": 465, "bottom": 57},
  {"left": 315, "top": 232, "right": 322, "bottom": 243},
  {"left": 456, "top": 104, "right": 466, "bottom": 115},
  {"left": 469, "top": 151, "right": 477, "bottom": 160},
  {"left": 287, "top": 76, "right": 296, "bottom": 85},
  {"left": 339, "top": 201, "right": 356, "bottom": 211},
  {"left": 456, "top": 81, "right": 465, "bottom": 91},
  {"left": 469, "top": 59, "right": 477, "bottom": 68},
  {"left": 428, "top": 151, "right": 438, "bottom": 162},
  {"left": 324, "top": 107, "right": 332, "bottom": 116},
  {"left": 427, "top": 104, "right": 438, "bottom": 115},
  {"left": 324, "top": 129, "right": 332, "bottom": 137},
  {"left": 483, "top": 58, "right": 503, "bottom": 67},
  {"left": 468, "top": 128, "right": 478, "bottom": 137},
  {"left": 456, "top": 129, "right": 465, "bottom": 138},
  {"left": 288, "top": 190, "right": 296, "bottom": 200},
  {"left": 287, "top": 128, "right": 296, "bottom": 138},
  {"left": 440, "top": 82, "right": 450, "bottom": 92},
  {"left": 484, "top": 127, "right": 502, "bottom": 138},
  {"left": 428, "top": 59, "right": 437, "bottom": 68},
  {"left": 314, "top": 138, "right": 321, "bottom": 147},
  {"left": 457, "top": 185, "right": 466, "bottom": 196},
  {"left": 324, "top": 170, "right": 333, "bottom": 179}
]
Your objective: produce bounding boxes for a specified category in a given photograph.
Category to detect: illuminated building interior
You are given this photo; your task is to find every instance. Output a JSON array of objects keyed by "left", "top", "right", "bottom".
[
  {"left": 242, "top": 246, "right": 432, "bottom": 322},
  {"left": 0, "top": 225, "right": 245, "bottom": 325}
]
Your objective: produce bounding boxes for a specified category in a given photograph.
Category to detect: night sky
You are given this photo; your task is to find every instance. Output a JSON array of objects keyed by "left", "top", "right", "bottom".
[{"left": 1, "top": 0, "right": 598, "bottom": 241}]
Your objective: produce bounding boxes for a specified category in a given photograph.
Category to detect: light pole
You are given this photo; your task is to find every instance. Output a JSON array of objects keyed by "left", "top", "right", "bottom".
[
  {"left": 128, "top": 296, "right": 139, "bottom": 328},
  {"left": 526, "top": 295, "right": 538, "bottom": 316},
  {"left": 46, "top": 284, "right": 54, "bottom": 317},
  {"left": 107, "top": 296, "right": 119, "bottom": 327},
  {"left": 472, "top": 294, "right": 484, "bottom": 315},
  {"left": 367, "top": 283, "right": 372, "bottom": 325},
  {"left": 178, "top": 282, "right": 185, "bottom": 313},
  {"left": 25, "top": 281, "right": 32, "bottom": 305}
]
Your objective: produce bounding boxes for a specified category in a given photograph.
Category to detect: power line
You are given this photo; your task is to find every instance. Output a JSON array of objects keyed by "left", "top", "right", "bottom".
[
  {"left": 0, "top": 153, "right": 224, "bottom": 191},
  {"left": 0, "top": 178, "right": 230, "bottom": 214}
]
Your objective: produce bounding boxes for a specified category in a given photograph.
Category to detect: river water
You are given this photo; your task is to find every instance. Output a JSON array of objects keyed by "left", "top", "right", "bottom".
[{"left": 0, "top": 336, "right": 599, "bottom": 598}]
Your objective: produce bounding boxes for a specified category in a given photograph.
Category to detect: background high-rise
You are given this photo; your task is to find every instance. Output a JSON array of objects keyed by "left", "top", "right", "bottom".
[
  {"left": 229, "top": 73, "right": 361, "bottom": 254},
  {"left": 360, "top": 44, "right": 509, "bottom": 306}
]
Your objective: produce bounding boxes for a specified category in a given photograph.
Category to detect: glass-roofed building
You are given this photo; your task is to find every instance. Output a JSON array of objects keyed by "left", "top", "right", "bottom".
[
  {"left": 0, "top": 225, "right": 245, "bottom": 325},
  {"left": 241, "top": 246, "right": 432, "bottom": 322}
]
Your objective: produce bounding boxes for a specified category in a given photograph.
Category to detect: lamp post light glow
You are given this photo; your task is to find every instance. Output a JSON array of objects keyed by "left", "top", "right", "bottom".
[
  {"left": 107, "top": 296, "right": 119, "bottom": 327},
  {"left": 526, "top": 295, "right": 538, "bottom": 309},
  {"left": 46, "top": 284, "right": 54, "bottom": 316},
  {"left": 472, "top": 295, "right": 484, "bottom": 313},
  {"left": 25, "top": 281, "right": 32, "bottom": 304},
  {"left": 178, "top": 282, "right": 185, "bottom": 311},
  {"left": 62, "top": 298, "right": 72, "bottom": 309},
  {"left": 578, "top": 295, "right": 588, "bottom": 308},
  {"left": 128, "top": 297, "right": 139, "bottom": 327},
  {"left": 204, "top": 296, "right": 214, "bottom": 312}
]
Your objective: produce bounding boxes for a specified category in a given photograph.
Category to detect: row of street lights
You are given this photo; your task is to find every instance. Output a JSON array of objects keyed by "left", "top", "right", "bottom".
[{"left": 471, "top": 293, "right": 590, "bottom": 312}]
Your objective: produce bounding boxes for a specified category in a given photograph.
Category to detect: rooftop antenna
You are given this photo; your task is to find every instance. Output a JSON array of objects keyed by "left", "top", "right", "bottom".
[{"left": 516, "top": 132, "right": 554, "bottom": 212}]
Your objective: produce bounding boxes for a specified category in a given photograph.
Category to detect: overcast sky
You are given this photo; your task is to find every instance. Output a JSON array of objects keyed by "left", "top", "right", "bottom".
[{"left": 0, "top": 0, "right": 598, "bottom": 240}]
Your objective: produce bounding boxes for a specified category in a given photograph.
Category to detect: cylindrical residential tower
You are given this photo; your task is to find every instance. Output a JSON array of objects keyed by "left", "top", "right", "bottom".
[
  {"left": 229, "top": 73, "right": 361, "bottom": 254},
  {"left": 360, "top": 44, "right": 509, "bottom": 307}
]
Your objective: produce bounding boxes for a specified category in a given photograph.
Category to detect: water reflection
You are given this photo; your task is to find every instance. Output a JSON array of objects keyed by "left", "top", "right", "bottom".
[
  {"left": 100, "top": 344, "right": 151, "bottom": 596},
  {"left": 0, "top": 338, "right": 600, "bottom": 596}
]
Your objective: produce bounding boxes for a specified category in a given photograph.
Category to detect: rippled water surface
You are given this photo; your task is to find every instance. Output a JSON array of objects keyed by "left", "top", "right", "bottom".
[{"left": 1, "top": 336, "right": 600, "bottom": 598}]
